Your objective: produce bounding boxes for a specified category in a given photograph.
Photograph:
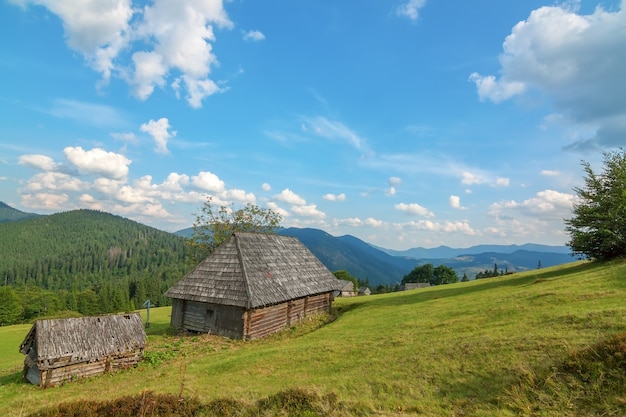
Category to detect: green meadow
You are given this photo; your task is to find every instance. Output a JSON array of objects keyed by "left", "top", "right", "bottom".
[{"left": 2, "top": 260, "right": 626, "bottom": 416}]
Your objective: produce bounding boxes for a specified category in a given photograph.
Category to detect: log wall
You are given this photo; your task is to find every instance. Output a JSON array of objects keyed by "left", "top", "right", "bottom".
[
  {"left": 25, "top": 350, "right": 144, "bottom": 388},
  {"left": 244, "top": 292, "right": 332, "bottom": 340}
]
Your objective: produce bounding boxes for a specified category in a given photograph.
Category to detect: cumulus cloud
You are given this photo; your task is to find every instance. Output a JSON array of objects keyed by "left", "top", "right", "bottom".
[
  {"left": 140, "top": 117, "right": 176, "bottom": 154},
  {"left": 64, "top": 147, "right": 131, "bottom": 179},
  {"left": 291, "top": 204, "right": 326, "bottom": 219},
  {"left": 470, "top": 3, "right": 626, "bottom": 149},
  {"left": 449, "top": 195, "right": 467, "bottom": 210},
  {"left": 396, "top": 0, "right": 426, "bottom": 21},
  {"left": 275, "top": 188, "right": 306, "bottom": 205},
  {"left": 243, "top": 30, "right": 265, "bottom": 41},
  {"left": 323, "top": 193, "right": 346, "bottom": 202},
  {"left": 266, "top": 202, "right": 289, "bottom": 217},
  {"left": 18, "top": 154, "right": 60, "bottom": 172},
  {"left": 461, "top": 171, "right": 485, "bottom": 186},
  {"left": 404, "top": 219, "right": 476, "bottom": 235},
  {"left": 24, "top": 172, "right": 86, "bottom": 192},
  {"left": 262, "top": 183, "right": 272, "bottom": 191},
  {"left": 17, "top": 0, "right": 233, "bottom": 108},
  {"left": 395, "top": 202, "right": 435, "bottom": 217},
  {"left": 191, "top": 171, "right": 225, "bottom": 192},
  {"left": 21, "top": 192, "right": 69, "bottom": 210},
  {"left": 489, "top": 189, "right": 577, "bottom": 220}
]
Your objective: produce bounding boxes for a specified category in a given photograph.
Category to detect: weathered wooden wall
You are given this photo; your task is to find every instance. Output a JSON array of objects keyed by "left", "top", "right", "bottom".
[
  {"left": 172, "top": 292, "right": 333, "bottom": 340},
  {"left": 24, "top": 350, "right": 143, "bottom": 387},
  {"left": 244, "top": 292, "right": 332, "bottom": 340}
]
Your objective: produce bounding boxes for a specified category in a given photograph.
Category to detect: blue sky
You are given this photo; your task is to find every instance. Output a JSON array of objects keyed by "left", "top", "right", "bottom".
[{"left": 1, "top": 0, "right": 624, "bottom": 250}]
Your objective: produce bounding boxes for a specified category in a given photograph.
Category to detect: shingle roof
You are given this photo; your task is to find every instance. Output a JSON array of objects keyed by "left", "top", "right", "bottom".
[
  {"left": 20, "top": 313, "right": 146, "bottom": 363},
  {"left": 165, "top": 233, "right": 342, "bottom": 308}
]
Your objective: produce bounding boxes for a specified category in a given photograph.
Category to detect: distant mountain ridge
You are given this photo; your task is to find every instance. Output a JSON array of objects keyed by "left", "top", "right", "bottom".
[
  {"left": 380, "top": 243, "right": 571, "bottom": 259},
  {"left": 0, "top": 201, "right": 41, "bottom": 223}
]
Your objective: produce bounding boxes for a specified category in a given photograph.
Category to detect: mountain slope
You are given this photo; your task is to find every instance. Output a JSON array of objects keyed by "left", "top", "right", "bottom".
[
  {"left": 278, "top": 227, "right": 413, "bottom": 286},
  {"left": 0, "top": 209, "right": 188, "bottom": 294},
  {"left": 0, "top": 202, "right": 40, "bottom": 223}
]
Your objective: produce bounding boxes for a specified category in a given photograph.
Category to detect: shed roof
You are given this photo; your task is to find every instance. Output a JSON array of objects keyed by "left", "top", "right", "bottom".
[
  {"left": 20, "top": 313, "right": 146, "bottom": 364},
  {"left": 339, "top": 280, "right": 355, "bottom": 292},
  {"left": 165, "top": 232, "right": 342, "bottom": 309}
]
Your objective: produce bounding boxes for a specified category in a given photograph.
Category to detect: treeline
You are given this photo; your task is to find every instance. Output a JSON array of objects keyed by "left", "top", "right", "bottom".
[{"left": 0, "top": 209, "right": 191, "bottom": 325}]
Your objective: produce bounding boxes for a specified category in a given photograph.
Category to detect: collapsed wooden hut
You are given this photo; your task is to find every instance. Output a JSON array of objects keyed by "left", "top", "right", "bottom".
[
  {"left": 20, "top": 312, "right": 146, "bottom": 387},
  {"left": 165, "top": 232, "right": 342, "bottom": 340}
]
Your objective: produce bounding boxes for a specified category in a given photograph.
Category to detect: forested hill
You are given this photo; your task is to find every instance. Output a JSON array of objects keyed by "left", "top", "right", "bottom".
[
  {"left": 0, "top": 201, "right": 40, "bottom": 222},
  {"left": 0, "top": 209, "right": 190, "bottom": 324}
]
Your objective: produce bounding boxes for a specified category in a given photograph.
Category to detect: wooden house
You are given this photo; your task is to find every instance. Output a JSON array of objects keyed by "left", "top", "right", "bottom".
[
  {"left": 165, "top": 232, "right": 342, "bottom": 340},
  {"left": 358, "top": 287, "right": 372, "bottom": 296},
  {"left": 337, "top": 279, "right": 356, "bottom": 297},
  {"left": 20, "top": 313, "right": 146, "bottom": 387}
]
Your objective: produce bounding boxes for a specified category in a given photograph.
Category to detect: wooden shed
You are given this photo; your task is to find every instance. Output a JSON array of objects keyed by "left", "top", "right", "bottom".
[
  {"left": 165, "top": 232, "right": 342, "bottom": 340},
  {"left": 337, "top": 280, "right": 356, "bottom": 297},
  {"left": 19, "top": 313, "right": 146, "bottom": 387}
]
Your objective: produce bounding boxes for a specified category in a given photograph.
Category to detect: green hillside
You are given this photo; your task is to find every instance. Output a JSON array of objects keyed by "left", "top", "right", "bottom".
[
  {"left": 0, "top": 202, "right": 40, "bottom": 223},
  {"left": 0, "top": 209, "right": 190, "bottom": 322},
  {"left": 2, "top": 260, "right": 626, "bottom": 416}
]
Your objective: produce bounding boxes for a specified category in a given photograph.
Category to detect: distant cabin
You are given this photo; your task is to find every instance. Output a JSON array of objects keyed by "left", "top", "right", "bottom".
[
  {"left": 358, "top": 287, "right": 372, "bottom": 296},
  {"left": 165, "top": 232, "right": 342, "bottom": 340},
  {"left": 337, "top": 280, "right": 356, "bottom": 297},
  {"left": 403, "top": 283, "right": 431, "bottom": 291},
  {"left": 20, "top": 313, "right": 146, "bottom": 387}
]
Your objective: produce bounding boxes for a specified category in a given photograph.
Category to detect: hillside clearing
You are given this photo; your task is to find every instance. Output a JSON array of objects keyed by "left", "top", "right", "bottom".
[{"left": 1, "top": 260, "right": 626, "bottom": 416}]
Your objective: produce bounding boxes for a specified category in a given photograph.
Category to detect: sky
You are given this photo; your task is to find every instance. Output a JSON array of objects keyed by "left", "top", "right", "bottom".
[{"left": 1, "top": 0, "right": 625, "bottom": 250}]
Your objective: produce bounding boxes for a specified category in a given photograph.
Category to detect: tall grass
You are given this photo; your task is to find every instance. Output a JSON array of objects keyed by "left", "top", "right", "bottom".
[{"left": 2, "top": 260, "right": 626, "bottom": 416}]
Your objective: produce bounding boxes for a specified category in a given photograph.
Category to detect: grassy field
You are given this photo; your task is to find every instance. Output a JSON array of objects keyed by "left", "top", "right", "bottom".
[{"left": 2, "top": 260, "right": 626, "bottom": 416}]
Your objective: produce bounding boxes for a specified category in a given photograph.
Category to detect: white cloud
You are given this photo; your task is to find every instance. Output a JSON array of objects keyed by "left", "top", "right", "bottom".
[
  {"left": 262, "top": 183, "right": 272, "bottom": 191},
  {"left": 243, "top": 30, "right": 265, "bottom": 41},
  {"left": 449, "top": 195, "right": 467, "bottom": 210},
  {"left": 140, "top": 117, "right": 176, "bottom": 154},
  {"left": 64, "top": 146, "right": 131, "bottom": 180},
  {"left": 494, "top": 177, "right": 510, "bottom": 187},
  {"left": 541, "top": 169, "right": 560, "bottom": 176},
  {"left": 301, "top": 116, "right": 369, "bottom": 152},
  {"left": 388, "top": 176, "right": 402, "bottom": 187},
  {"left": 266, "top": 201, "right": 289, "bottom": 217},
  {"left": 222, "top": 189, "right": 256, "bottom": 203},
  {"left": 461, "top": 171, "right": 485, "bottom": 186},
  {"left": 131, "top": 51, "right": 167, "bottom": 100},
  {"left": 365, "top": 217, "right": 385, "bottom": 227},
  {"left": 404, "top": 219, "right": 476, "bottom": 235},
  {"left": 386, "top": 186, "right": 397, "bottom": 196},
  {"left": 396, "top": 0, "right": 426, "bottom": 21},
  {"left": 191, "top": 171, "right": 225, "bottom": 192},
  {"left": 19, "top": 0, "right": 233, "bottom": 108},
  {"left": 18, "top": 154, "right": 59, "bottom": 172},
  {"left": 468, "top": 73, "right": 526, "bottom": 103},
  {"left": 395, "top": 202, "right": 435, "bottom": 217},
  {"left": 24, "top": 172, "right": 86, "bottom": 192},
  {"left": 489, "top": 189, "right": 577, "bottom": 220},
  {"left": 291, "top": 204, "right": 326, "bottom": 219},
  {"left": 470, "top": 3, "right": 626, "bottom": 149},
  {"left": 323, "top": 193, "right": 346, "bottom": 202},
  {"left": 275, "top": 188, "right": 306, "bottom": 205},
  {"left": 21, "top": 192, "right": 69, "bottom": 210}
]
